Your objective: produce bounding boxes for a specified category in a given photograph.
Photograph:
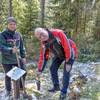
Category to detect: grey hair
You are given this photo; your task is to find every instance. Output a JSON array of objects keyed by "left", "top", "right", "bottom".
[{"left": 34, "top": 27, "right": 47, "bottom": 34}]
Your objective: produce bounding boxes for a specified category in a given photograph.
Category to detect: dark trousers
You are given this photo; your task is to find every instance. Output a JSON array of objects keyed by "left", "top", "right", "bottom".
[
  {"left": 50, "top": 57, "right": 74, "bottom": 94},
  {"left": 3, "top": 61, "right": 26, "bottom": 91}
]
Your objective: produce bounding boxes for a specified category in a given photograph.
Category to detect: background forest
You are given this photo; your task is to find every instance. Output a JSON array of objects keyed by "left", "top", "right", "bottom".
[
  {"left": 0, "top": 0, "right": 100, "bottom": 62},
  {"left": 0, "top": 1, "right": 100, "bottom": 100}
]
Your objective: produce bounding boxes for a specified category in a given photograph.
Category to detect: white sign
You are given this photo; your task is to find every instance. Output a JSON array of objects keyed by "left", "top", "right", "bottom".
[{"left": 6, "top": 67, "right": 26, "bottom": 81}]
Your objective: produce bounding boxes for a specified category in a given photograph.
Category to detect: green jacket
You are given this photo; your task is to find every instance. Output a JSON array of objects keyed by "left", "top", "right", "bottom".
[{"left": 0, "top": 29, "right": 26, "bottom": 64}]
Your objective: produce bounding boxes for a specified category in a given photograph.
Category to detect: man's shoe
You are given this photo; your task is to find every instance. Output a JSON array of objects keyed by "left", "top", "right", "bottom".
[
  {"left": 59, "top": 93, "right": 66, "bottom": 100},
  {"left": 48, "top": 87, "right": 60, "bottom": 92}
]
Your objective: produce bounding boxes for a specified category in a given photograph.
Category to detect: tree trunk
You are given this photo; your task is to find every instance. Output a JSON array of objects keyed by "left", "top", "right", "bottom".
[
  {"left": 8, "top": 0, "right": 13, "bottom": 17},
  {"left": 75, "top": 0, "right": 79, "bottom": 34},
  {"left": 40, "top": 0, "right": 45, "bottom": 27},
  {"left": 0, "top": 0, "right": 2, "bottom": 25},
  {"left": 95, "top": 8, "right": 100, "bottom": 40},
  {"left": 83, "top": 3, "right": 87, "bottom": 34}
]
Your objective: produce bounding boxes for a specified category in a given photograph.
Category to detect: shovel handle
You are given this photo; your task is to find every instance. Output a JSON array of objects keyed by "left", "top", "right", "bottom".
[{"left": 13, "top": 40, "right": 26, "bottom": 94}]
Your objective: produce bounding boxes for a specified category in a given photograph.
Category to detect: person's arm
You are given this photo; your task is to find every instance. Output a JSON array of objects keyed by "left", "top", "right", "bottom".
[
  {"left": 38, "top": 44, "right": 49, "bottom": 72},
  {"left": 70, "top": 39, "right": 78, "bottom": 59},
  {"left": 0, "top": 34, "right": 12, "bottom": 54}
]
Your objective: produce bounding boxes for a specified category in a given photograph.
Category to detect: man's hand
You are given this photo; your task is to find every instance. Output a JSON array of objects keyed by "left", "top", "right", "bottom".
[
  {"left": 22, "top": 58, "right": 26, "bottom": 64},
  {"left": 37, "top": 71, "right": 42, "bottom": 78},
  {"left": 65, "top": 64, "right": 72, "bottom": 72},
  {"left": 0, "top": 64, "right": 2, "bottom": 67},
  {"left": 12, "top": 46, "right": 18, "bottom": 53}
]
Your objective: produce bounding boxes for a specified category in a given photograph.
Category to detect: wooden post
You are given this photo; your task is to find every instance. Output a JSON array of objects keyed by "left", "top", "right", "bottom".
[{"left": 13, "top": 80, "right": 20, "bottom": 99}]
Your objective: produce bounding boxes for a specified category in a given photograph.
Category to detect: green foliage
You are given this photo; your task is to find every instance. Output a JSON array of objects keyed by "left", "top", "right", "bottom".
[
  {"left": 0, "top": 0, "right": 9, "bottom": 31},
  {"left": 47, "top": 0, "right": 78, "bottom": 33},
  {"left": 24, "top": 35, "right": 40, "bottom": 61},
  {"left": 81, "top": 82, "right": 100, "bottom": 100},
  {"left": 78, "top": 39, "right": 100, "bottom": 62},
  {"left": 0, "top": 0, "right": 40, "bottom": 61},
  {"left": 0, "top": 0, "right": 100, "bottom": 62},
  {"left": 13, "top": 0, "right": 39, "bottom": 34},
  {"left": 93, "top": 6, "right": 100, "bottom": 41}
]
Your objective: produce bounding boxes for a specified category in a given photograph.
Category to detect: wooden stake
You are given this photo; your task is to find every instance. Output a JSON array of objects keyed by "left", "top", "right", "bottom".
[{"left": 13, "top": 80, "right": 20, "bottom": 99}]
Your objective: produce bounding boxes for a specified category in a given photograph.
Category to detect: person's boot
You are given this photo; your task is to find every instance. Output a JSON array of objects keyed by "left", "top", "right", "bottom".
[
  {"left": 59, "top": 92, "right": 66, "bottom": 100},
  {"left": 48, "top": 85, "right": 60, "bottom": 92}
]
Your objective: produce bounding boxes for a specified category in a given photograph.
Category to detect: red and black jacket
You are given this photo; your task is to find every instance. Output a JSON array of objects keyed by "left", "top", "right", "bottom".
[{"left": 38, "top": 29, "right": 78, "bottom": 72}]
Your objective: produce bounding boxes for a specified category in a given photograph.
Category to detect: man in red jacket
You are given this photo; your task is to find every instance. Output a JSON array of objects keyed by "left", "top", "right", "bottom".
[{"left": 34, "top": 28, "right": 78, "bottom": 100}]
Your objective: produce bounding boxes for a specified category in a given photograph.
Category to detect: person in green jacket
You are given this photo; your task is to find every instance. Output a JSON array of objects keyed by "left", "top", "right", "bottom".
[{"left": 0, "top": 17, "right": 26, "bottom": 97}]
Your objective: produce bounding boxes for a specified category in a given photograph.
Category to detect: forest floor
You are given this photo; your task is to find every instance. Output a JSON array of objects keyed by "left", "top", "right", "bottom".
[{"left": 0, "top": 61, "right": 100, "bottom": 100}]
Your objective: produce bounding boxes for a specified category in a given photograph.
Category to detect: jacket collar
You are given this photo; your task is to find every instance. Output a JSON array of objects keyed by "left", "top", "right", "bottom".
[{"left": 5, "top": 28, "right": 16, "bottom": 36}]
